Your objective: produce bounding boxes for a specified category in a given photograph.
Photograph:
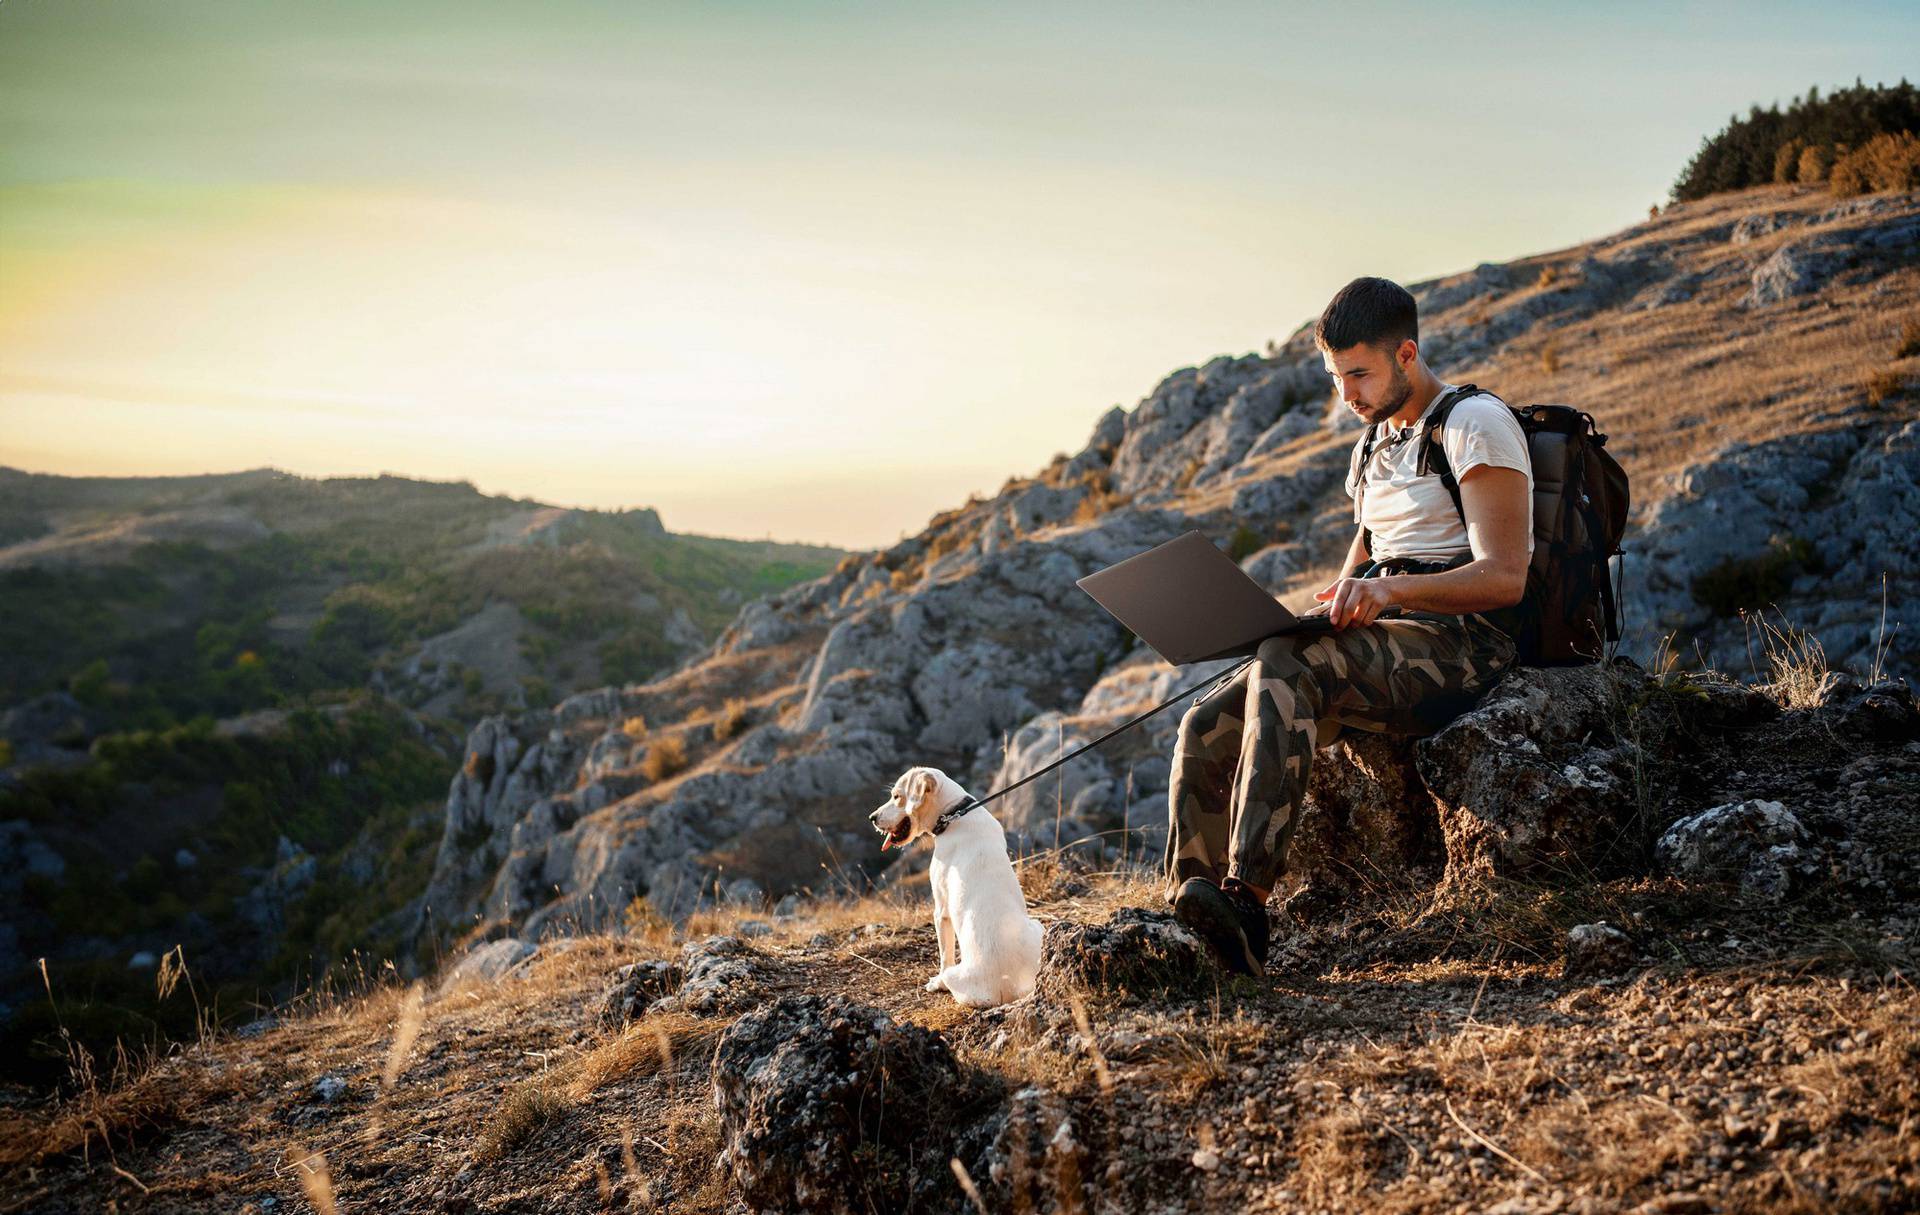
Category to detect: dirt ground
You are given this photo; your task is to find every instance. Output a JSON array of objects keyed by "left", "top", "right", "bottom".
[{"left": 2, "top": 855, "right": 1914, "bottom": 1215}]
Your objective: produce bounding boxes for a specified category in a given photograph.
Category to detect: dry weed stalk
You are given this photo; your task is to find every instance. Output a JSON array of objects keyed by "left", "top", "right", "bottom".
[
  {"left": 950, "top": 1157, "right": 990, "bottom": 1214},
  {"left": 286, "top": 1143, "right": 338, "bottom": 1215},
  {"left": 381, "top": 982, "right": 427, "bottom": 1089}
]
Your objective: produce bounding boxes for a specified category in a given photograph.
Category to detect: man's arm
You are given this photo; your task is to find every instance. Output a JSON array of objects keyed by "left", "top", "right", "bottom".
[
  {"left": 1316, "top": 464, "right": 1530, "bottom": 626},
  {"left": 1338, "top": 524, "right": 1370, "bottom": 580}
]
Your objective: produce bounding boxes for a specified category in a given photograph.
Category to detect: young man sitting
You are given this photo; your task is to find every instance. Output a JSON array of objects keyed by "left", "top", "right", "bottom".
[{"left": 1164, "top": 275, "right": 1534, "bottom": 976}]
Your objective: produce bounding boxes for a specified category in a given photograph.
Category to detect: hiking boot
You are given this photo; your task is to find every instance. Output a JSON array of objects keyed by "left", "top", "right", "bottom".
[{"left": 1173, "top": 877, "right": 1268, "bottom": 977}]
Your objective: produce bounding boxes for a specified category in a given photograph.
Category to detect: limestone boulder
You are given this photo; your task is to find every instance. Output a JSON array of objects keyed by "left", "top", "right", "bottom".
[{"left": 711, "top": 994, "right": 983, "bottom": 1214}]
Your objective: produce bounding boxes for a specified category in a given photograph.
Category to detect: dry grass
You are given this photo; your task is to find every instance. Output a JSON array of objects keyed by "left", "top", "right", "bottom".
[
  {"left": 711, "top": 697, "right": 749, "bottom": 742},
  {"left": 1866, "top": 366, "right": 1905, "bottom": 406},
  {"left": 619, "top": 713, "right": 648, "bottom": 740},
  {"left": 1897, "top": 316, "right": 1920, "bottom": 361},
  {"left": 474, "top": 1076, "right": 574, "bottom": 1162},
  {"left": 642, "top": 733, "right": 688, "bottom": 781},
  {"left": 566, "top": 1010, "right": 722, "bottom": 1098},
  {"left": 1750, "top": 610, "right": 1832, "bottom": 710}
]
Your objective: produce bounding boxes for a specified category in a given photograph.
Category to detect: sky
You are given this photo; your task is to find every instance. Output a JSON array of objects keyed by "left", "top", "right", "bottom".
[{"left": 2, "top": 2, "right": 1914, "bottom": 550}]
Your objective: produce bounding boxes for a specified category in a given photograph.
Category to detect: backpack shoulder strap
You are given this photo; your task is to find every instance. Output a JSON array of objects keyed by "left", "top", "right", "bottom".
[
  {"left": 1414, "top": 384, "right": 1497, "bottom": 525},
  {"left": 1354, "top": 419, "right": 1383, "bottom": 551}
]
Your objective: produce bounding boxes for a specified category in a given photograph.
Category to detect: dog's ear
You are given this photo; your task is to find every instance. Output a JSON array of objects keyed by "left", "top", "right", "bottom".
[{"left": 909, "top": 768, "right": 938, "bottom": 810}]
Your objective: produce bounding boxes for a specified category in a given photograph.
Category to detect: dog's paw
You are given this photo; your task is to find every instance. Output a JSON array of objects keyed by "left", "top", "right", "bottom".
[{"left": 924, "top": 973, "right": 948, "bottom": 993}]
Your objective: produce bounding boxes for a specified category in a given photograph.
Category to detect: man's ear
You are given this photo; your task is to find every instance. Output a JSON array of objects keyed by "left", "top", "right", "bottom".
[{"left": 1395, "top": 337, "right": 1418, "bottom": 370}]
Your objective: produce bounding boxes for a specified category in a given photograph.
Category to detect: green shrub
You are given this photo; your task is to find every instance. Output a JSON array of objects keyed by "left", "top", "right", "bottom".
[
  {"left": 1226, "top": 525, "right": 1264, "bottom": 563},
  {"left": 1669, "top": 79, "right": 1919, "bottom": 202},
  {"left": 1690, "top": 534, "right": 1820, "bottom": 618}
]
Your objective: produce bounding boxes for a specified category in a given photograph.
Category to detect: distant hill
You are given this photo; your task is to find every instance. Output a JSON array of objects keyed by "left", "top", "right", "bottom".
[
  {"left": 0, "top": 467, "right": 846, "bottom": 732},
  {"left": 0, "top": 468, "right": 847, "bottom": 1085}
]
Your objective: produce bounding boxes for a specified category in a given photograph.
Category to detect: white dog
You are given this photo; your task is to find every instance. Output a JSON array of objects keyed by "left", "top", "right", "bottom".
[{"left": 870, "top": 766, "right": 1044, "bottom": 1008}]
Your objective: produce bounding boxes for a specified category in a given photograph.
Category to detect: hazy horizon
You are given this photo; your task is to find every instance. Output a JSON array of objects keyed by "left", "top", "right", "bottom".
[{"left": 3, "top": 1, "right": 1914, "bottom": 549}]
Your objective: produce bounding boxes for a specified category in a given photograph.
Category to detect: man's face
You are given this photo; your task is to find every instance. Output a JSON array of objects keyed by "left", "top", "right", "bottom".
[{"left": 1322, "top": 340, "right": 1415, "bottom": 426}]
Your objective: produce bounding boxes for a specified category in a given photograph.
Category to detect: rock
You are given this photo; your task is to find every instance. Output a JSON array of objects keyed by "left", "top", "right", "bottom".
[
  {"left": 1287, "top": 733, "right": 1443, "bottom": 905},
  {"left": 712, "top": 994, "right": 983, "bottom": 1214},
  {"left": 1565, "top": 922, "right": 1636, "bottom": 977},
  {"left": 1731, "top": 212, "right": 1796, "bottom": 244},
  {"left": 976, "top": 1084, "right": 1087, "bottom": 1211},
  {"left": 596, "top": 959, "right": 682, "bottom": 1030},
  {"left": 1656, "top": 799, "right": 1820, "bottom": 901},
  {"left": 1416, "top": 666, "right": 1639, "bottom": 881},
  {"left": 722, "top": 876, "right": 765, "bottom": 907},
  {"left": 1038, "top": 907, "right": 1218, "bottom": 1001},
  {"left": 1239, "top": 543, "right": 1304, "bottom": 592},
  {"left": 234, "top": 1016, "right": 277, "bottom": 1039},
  {"left": 436, "top": 938, "right": 537, "bottom": 993},
  {"left": 1742, "top": 212, "right": 1920, "bottom": 307},
  {"left": 651, "top": 935, "right": 774, "bottom": 1016},
  {"left": 1821, "top": 676, "right": 1920, "bottom": 741},
  {"left": 311, "top": 1075, "right": 349, "bottom": 1103},
  {"left": 0, "top": 821, "right": 66, "bottom": 899}
]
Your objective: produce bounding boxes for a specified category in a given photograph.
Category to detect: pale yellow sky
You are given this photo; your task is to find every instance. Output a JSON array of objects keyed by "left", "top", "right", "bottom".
[{"left": 3, "top": 2, "right": 1909, "bottom": 549}]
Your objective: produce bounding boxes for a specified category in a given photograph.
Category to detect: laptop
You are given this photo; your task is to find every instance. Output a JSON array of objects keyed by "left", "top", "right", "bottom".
[{"left": 1076, "top": 529, "right": 1387, "bottom": 666}]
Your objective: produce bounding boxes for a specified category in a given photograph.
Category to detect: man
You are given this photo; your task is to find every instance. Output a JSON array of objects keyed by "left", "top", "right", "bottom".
[{"left": 1163, "top": 276, "right": 1534, "bottom": 976}]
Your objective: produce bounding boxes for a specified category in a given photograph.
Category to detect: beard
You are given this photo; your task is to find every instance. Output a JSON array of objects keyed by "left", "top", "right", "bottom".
[{"left": 1354, "top": 362, "right": 1414, "bottom": 425}]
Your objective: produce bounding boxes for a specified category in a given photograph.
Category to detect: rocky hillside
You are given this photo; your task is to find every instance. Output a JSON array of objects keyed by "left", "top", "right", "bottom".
[
  {"left": 412, "top": 183, "right": 1920, "bottom": 954},
  {"left": 0, "top": 470, "right": 846, "bottom": 1088},
  {"left": 3, "top": 656, "right": 1915, "bottom": 1213}
]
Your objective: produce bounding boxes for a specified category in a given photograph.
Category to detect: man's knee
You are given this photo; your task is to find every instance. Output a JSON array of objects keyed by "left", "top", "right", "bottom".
[{"left": 1257, "top": 632, "right": 1328, "bottom": 685}]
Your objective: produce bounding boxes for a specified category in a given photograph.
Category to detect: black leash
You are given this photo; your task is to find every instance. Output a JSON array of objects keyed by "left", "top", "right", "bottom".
[{"left": 929, "top": 653, "right": 1259, "bottom": 835}]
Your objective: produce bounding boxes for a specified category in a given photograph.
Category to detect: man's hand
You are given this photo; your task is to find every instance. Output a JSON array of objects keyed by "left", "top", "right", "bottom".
[{"left": 1313, "top": 576, "right": 1396, "bottom": 628}]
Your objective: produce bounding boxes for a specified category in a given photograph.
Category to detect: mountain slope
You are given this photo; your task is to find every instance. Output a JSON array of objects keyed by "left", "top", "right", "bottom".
[{"left": 413, "top": 183, "right": 1920, "bottom": 951}]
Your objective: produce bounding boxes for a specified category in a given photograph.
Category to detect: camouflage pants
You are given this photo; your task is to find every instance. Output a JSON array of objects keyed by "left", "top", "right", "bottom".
[{"left": 1162, "top": 611, "right": 1517, "bottom": 904}]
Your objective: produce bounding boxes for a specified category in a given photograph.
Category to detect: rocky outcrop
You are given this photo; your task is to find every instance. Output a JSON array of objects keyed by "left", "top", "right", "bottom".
[
  {"left": 650, "top": 934, "right": 783, "bottom": 1017},
  {"left": 1656, "top": 799, "right": 1820, "bottom": 901},
  {"left": 1416, "top": 665, "right": 1646, "bottom": 881},
  {"left": 596, "top": 958, "right": 681, "bottom": 1029},
  {"left": 711, "top": 994, "right": 989, "bottom": 1214},
  {"left": 408, "top": 187, "right": 1920, "bottom": 950},
  {"left": 1037, "top": 907, "right": 1218, "bottom": 1002},
  {"left": 1740, "top": 208, "right": 1920, "bottom": 306},
  {"left": 1625, "top": 417, "right": 1919, "bottom": 679},
  {"left": 436, "top": 938, "right": 537, "bottom": 994}
]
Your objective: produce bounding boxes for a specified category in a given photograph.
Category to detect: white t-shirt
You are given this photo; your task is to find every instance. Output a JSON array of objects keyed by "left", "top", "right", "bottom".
[{"left": 1342, "top": 384, "right": 1534, "bottom": 563}]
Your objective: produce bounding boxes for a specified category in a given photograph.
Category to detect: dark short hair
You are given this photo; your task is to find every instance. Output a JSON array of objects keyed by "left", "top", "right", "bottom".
[{"left": 1313, "top": 276, "right": 1417, "bottom": 354}]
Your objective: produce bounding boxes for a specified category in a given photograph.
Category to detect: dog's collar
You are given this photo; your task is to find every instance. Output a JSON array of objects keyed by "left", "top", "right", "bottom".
[{"left": 928, "top": 796, "right": 981, "bottom": 837}]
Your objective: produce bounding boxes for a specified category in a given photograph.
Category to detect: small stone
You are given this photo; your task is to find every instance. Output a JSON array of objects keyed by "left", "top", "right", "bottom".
[
  {"left": 1191, "top": 1147, "right": 1220, "bottom": 1171},
  {"left": 1565, "top": 922, "right": 1635, "bottom": 977},
  {"left": 311, "top": 1075, "right": 349, "bottom": 1103}
]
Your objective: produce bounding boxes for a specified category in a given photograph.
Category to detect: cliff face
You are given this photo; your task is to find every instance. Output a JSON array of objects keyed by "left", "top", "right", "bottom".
[{"left": 415, "top": 183, "right": 1920, "bottom": 947}]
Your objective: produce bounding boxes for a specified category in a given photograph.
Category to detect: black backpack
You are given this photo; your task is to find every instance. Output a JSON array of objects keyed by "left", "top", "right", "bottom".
[{"left": 1353, "top": 383, "right": 1630, "bottom": 666}]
